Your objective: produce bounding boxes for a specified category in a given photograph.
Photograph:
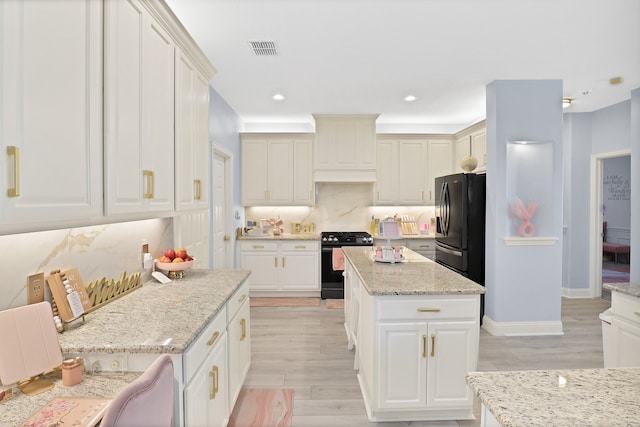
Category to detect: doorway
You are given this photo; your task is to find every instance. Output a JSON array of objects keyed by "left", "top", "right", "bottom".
[
  {"left": 589, "top": 150, "right": 631, "bottom": 298},
  {"left": 212, "top": 145, "right": 234, "bottom": 269}
]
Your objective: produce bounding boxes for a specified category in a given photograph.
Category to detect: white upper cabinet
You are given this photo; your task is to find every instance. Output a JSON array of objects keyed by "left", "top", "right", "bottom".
[
  {"left": 241, "top": 134, "right": 314, "bottom": 206},
  {"left": 376, "top": 136, "right": 452, "bottom": 206},
  {"left": 313, "top": 114, "right": 378, "bottom": 182},
  {"left": 454, "top": 122, "right": 486, "bottom": 173},
  {"left": 104, "top": 0, "right": 175, "bottom": 216},
  {"left": 0, "top": 0, "right": 102, "bottom": 231},
  {"left": 175, "top": 49, "right": 210, "bottom": 211}
]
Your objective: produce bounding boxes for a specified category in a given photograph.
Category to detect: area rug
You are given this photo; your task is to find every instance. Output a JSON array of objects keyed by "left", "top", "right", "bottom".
[
  {"left": 250, "top": 297, "right": 320, "bottom": 307},
  {"left": 325, "top": 299, "right": 344, "bottom": 309},
  {"left": 228, "top": 388, "right": 294, "bottom": 427}
]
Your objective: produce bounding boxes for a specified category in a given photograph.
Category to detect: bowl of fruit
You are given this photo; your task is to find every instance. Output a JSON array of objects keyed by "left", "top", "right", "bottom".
[{"left": 156, "top": 247, "right": 194, "bottom": 279}]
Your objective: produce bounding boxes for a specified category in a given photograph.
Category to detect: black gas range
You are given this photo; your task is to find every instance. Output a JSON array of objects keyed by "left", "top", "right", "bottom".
[{"left": 320, "top": 231, "right": 373, "bottom": 299}]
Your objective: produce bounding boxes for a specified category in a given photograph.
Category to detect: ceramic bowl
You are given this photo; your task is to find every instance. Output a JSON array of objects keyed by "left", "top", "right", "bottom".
[{"left": 155, "top": 259, "right": 194, "bottom": 272}]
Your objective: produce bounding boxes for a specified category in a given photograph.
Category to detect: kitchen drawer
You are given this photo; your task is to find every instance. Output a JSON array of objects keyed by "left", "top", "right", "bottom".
[
  {"left": 239, "top": 241, "right": 279, "bottom": 251},
  {"left": 280, "top": 241, "right": 319, "bottom": 251},
  {"left": 405, "top": 239, "right": 435, "bottom": 252},
  {"left": 376, "top": 296, "right": 477, "bottom": 321},
  {"left": 612, "top": 292, "right": 640, "bottom": 324},
  {"left": 184, "top": 306, "right": 227, "bottom": 382},
  {"left": 227, "top": 281, "right": 250, "bottom": 322}
]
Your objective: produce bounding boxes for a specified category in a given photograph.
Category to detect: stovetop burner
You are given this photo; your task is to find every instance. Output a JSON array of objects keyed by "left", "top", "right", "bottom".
[{"left": 321, "top": 231, "right": 373, "bottom": 246}]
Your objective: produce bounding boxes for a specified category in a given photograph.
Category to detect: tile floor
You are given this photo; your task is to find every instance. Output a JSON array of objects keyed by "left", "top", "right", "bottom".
[{"left": 244, "top": 297, "right": 611, "bottom": 427}]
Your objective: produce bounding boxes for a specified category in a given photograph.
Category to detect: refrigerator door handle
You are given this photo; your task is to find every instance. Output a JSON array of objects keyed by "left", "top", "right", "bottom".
[
  {"left": 440, "top": 181, "right": 450, "bottom": 236},
  {"left": 436, "top": 243, "right": 462, "bottom": 257}
]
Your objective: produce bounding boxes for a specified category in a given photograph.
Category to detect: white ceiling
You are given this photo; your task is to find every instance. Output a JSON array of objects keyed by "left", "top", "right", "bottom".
[{"left": 166, "top": 0, "right": 640, "bottom": 133}]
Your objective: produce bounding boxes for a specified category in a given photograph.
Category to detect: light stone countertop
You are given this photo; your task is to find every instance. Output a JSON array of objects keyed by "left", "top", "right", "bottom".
[
  {"left": 603, "top": 282, "right": 640, "bottom": 298},
  {"left": 1, "top": 372, "right": 141, "bottom": 427},
  {"left": 342, "top": 246, "right": 485, "bottom": 296},
  {"left": 373, "top": 234, "right": 435, "bottom": 239},
  {"left": 466, "top": 368, "right": 640, "bottom": 426},
  {"left": 58, "top": 269, "right": 251, "bottom": 354},
  {"left": 238, "top": 232, "right": 320, "bottom": 240}
]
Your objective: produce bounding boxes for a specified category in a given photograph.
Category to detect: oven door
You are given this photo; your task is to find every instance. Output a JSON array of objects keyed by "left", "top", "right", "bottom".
[{"left": 321, "top": 246, "right": 345, "bottom": 299}]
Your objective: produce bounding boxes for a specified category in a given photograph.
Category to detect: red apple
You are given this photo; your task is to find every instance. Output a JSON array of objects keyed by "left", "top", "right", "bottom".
[
  {"left": 164, "top": 248, "right": 175, "bottom": 260},
  {"left": 176, "top": 248, "right": 187, "bottom": 259},
  {"left": 159, "top": 255, "right": 172, "bottom": 263},
  {"left": 185, "top": 255, "right": 194, "bottom": 261}
]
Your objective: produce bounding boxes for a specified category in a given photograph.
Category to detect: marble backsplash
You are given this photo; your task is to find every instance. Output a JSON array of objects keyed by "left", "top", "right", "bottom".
[
  {"left": 245, "top": 183, "right": 436, "bottom": 234},
  {"left": 0, "top": 218, "right": 173, "bottom": 310}
]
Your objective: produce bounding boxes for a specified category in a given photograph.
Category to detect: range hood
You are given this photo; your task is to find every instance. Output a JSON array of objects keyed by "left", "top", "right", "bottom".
[{"left": 314, "top": 170, "right": 376, "bottom": 182}]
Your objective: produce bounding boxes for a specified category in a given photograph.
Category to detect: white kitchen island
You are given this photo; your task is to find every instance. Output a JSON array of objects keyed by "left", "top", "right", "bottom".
[{"left": 342, "top": 246, "right": 485, "bottom": 422}]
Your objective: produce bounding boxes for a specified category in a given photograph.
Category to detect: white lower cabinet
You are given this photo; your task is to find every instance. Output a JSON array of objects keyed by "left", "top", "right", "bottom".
[
  {"left": 609, "top": 291, "right": 640, "bottom": 367},
  {"left": 227, "top": 289, "right": 251, "bottom": 411},
  {"left": 239, "top": 240, "right": 320, "bottom": 296},
  {"left": 358, "top": 285, "right": 479, "bottom": 422},
  {"left": 404, "top": 239, "right": 435, "bottom": 260}
]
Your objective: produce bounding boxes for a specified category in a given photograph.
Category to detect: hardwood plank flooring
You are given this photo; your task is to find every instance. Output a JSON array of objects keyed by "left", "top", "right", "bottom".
[{"left": 245, "top": 297, "right": 611, "bottom": 426}]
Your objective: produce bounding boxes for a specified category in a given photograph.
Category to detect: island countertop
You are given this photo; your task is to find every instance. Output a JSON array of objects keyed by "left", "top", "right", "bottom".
[
  {"left": 58, "top": 269, "right": 251, "bottom": 354},
  {"left": 466, "top": 368, "right": 640, "bottom": 426},
  {"left": 342, "top": 246, "right": 485, "bottom": 296},
  {"left": 603, "top": 282, "right": 640, "bottom": 298}
]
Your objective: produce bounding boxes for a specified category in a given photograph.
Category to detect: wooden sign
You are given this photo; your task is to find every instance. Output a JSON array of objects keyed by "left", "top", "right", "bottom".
[{"left": 46, "top": 268, "right": 91, "bottom": 322}]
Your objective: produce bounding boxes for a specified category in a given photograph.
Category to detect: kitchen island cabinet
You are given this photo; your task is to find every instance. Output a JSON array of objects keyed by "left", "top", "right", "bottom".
[
  {"left": 342, "top": 246, "right": 484, "bottom": 422},
  {"left": 58, "top": 269, "right": 251, "bottom": 427},
  {"left": 467, "top": 368, "right": 640, "bottom": 426},
  {"left": 603, "top": 283, "right": 640, "bottom": 368}
]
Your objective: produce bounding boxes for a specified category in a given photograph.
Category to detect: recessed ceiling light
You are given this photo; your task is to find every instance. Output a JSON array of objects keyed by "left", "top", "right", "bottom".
[
  {"left": 404, "top": 95, "right": 417, "bottom": 102},
  {"left": 272, "top": 93, "right": 286, "bottom": 101}
]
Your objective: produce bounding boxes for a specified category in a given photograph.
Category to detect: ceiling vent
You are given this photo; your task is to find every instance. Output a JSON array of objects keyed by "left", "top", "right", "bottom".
[{"left": 248, "top": 41, "right": 279, "bottom": 56}]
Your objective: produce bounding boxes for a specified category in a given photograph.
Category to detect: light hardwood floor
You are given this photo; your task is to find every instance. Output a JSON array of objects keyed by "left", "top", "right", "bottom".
[{"left": 244, "top": 297, "right": 611, "bottom": 427}]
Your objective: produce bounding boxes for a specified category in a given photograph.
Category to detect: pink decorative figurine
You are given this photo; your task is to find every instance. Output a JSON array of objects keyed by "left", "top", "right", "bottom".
[{"left": 512, "top": 198, "right": 538, "bottom": 237}]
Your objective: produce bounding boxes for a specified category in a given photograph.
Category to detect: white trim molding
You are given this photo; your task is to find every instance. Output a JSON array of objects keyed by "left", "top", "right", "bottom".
[
  {"left": 503, "top": 236, "right": 559, "bottom": 246},
  {"left": 562, "top": 287, "right": 594, "bottom": 298},
  {"left": 482, "top": 316, "right": 564, "bottom": 336}
]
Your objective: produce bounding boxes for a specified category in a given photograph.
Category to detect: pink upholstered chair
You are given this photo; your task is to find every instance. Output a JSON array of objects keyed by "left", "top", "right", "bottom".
[{"left": 100, "top": 354, "right": 175, "bottom": 427}]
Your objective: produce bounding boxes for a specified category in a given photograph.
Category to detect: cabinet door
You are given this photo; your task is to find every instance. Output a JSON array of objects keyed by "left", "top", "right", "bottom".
[
  {"left": 184, "top": 333, "right": 229, "bottom": 427},
  {"left": 471, "top": 129, "right": 486, "bottom": 169},
  {"left": 426, "top": 321, "right": 476, "bottom": 409},
  {"left": 315, "top": 115, "right": 376, "bottom": 171},
  {"left": 454, "top": 136, "right": 470, "bottom": 174},
  {"left": 267, "top": 140, "right": 294, "bottom": 203},
  {"left": 280, "top": 250, "right": 319, "bottom": 291},
  {"left": 240, "top": 250, "right": 279, "bottom": 291},
  {"left": 426, "top": 141, "right": 452, "bottom": 204},
  {"left": 375, "top": 141, "right": 396, "bottom": 205},
  {"left": 104, "top": 0, "right": 174, "bottom": 215},
  {"left": 397, "top": 140, "right": 428, "bottom": 204},
  {"left": 175, "top": 50, "right": 209, "bottom": 211},
  {"left": 241, "top": 139, "right": 269, "bottom": 205},
  {"left": 292, "top": 139, "right": 314, "bottom": 205},
  {"left": 228, "top": 300, "right": 251, "bottom": 411},
  {"left": 1, "top": 0, "right": 102, "bottom": 224},
  {"left": 612, "top": 318, "right": 640, "bottom": 367},
  {"left": 377, "top": 322, "right": 427, "bottom": 409}
]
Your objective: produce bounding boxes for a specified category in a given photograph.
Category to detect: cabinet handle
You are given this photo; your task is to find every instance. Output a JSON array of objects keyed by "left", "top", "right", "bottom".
[
  {"left": 274, "top": 257, "right": 278, "bottom": 267},
  {"left": 143, "top": 170, "right": 154, "bottom": 199},
  {"left": 377, "top": 191, "right": 380, "bottom": 201},
  {"left": 431, "top": 334, "right": 435, "bottom": 357},
  {"left": 429, "top": 190, "right": 432, "bottom": 200},
  {"left": 635, "top": 311, "right": 640, "bottom": 317},
  {"left": 252, "top": 245, "right": 264, "bottom": 249},
  {"left": 7, "top": 146, "right": 20, "bottom": 197},
  {"left": 421, "top": 191, "right": 424, "bottom": 201},
  {"left": 238, "top": 293, "right": 247, "bottom": 303},
  {"left": 422, "top": 335, "right": 427, "bottom": 358},
  {"left": 295, "top": 245, "right": 306, "bottom": 249},
  {"left": 206, "top": 331, "right": 220, "bottom": 346},
  {"left": 282, "top": 256, "right": 285, "bottom": 268},
  {"left": 194, "top": 179, "right": 201, "bottom": 200},
  {"left": 417, "top": 308, "right": 441, "bottom": 313},
  {"left": 240, "top": 318, "right": 246, "bottom": 341},
  {"left": 418, "top": 245, "right": 430, "bottom": 248},
  {"left": 209, "top": 365, "right": 219, "bottom": 399}
]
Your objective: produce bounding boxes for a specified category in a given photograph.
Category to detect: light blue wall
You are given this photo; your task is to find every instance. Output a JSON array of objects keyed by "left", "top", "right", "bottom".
[
  {"left": 209, "top": 86, "right": 241, "bottom": 266},
  {"left": 485, "top": 80, "right": 564, "bottom": 324},
  {"left": 631, "top": 88, "right": 640, "bottom": 282},
  {"left": 592, "top": 101, "right": 631, "bottom": 154}
]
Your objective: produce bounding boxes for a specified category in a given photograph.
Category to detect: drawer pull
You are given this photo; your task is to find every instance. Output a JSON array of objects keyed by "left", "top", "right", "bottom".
[
  {"left": 431, "top": 334, "right": 435, "bottom": 357},
  {"left": 417, "top": 308, "right": 441, "bottom": 313},
  {"left": 209, "top": 365, "right": 219, "bottom": 399},
  {"left": 206, "top": 331, "right": 220, "bottom": 346},
  {"left": 422, "top": 335, "right": 427, "bottom": 358},
  {"left": 635, "top": 311, "right": 640, "bottom": 317},
  {"left": 295, "top": 245, "right": 306, "bottom": 249},
  {"left": 252, "top": 245, "right": 265, "bottom": 249},
  {"left": 7, "top": 146, "right": 20, "bottom": 197},
  {"left": 240, "top": 318, "right": 247, "bottom": 341},
  {"left": 282, "top": 256, "right": 286, "bottom": 268},
  {"left": 238, "top": 293, "right": 247, "bottom": 303}
]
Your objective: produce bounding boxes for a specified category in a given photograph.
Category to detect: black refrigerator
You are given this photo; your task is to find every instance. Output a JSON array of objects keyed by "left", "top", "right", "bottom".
[{"left": 435, "top": 173, "right": 486, "bottom": 319}]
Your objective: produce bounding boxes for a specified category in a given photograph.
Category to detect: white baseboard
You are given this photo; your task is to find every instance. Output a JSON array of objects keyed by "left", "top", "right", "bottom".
[
  {"left": 482, "top": 316, "right": 564, "bottom": 336},
  {"left": 562, "top": 287, "right": 595, "bottom": 298}
]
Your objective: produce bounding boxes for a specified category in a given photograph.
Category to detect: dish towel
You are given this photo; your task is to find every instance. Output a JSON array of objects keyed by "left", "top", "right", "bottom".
[{"left": 332, "top": 248, "right": 345, "bottom": 271}]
